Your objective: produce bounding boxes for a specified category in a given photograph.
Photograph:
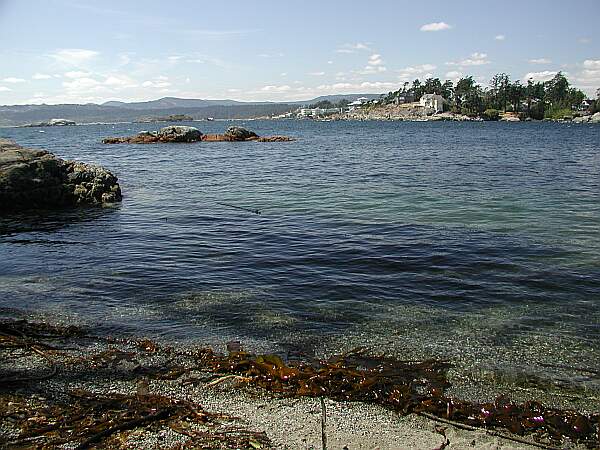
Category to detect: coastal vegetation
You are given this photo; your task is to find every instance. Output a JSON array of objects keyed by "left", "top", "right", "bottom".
[{"left": 377, "top": 72, "right": 594, "bottom": 120}]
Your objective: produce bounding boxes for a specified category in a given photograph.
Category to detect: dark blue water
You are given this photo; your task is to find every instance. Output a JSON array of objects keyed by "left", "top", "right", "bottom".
[{"left": 1, "top": 121, "right": 599, "bottom": 385}]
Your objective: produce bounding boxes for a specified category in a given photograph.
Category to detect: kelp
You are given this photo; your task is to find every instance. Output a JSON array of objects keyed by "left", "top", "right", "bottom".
[
  {"left": 1, "top": 319, "right": 599, "bottom": 449},
  {"left": 194, "top": 346, "right": 599, "bottom": 448},
  {"left": 1, "top": 390, "right": 271, "bottom": 449}
]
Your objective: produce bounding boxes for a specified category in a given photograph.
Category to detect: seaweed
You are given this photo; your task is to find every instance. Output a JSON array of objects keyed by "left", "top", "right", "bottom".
[
  {"left": 195, "top": 346, "right": 599, "bottom": 448},
  {"left": 1, "top": 319, "right": 599, "bottom": 449}
]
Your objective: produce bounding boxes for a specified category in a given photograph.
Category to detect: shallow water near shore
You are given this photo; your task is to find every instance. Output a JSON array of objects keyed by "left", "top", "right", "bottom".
[{"left": 1, "top": 120, "right": 599, "bottom": 404}]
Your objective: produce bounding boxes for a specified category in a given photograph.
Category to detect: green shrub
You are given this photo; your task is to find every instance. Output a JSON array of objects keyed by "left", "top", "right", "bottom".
[
  {"left": 544, "top": 106, "right": 573, "bottom": 120},
  {"left": 482, "top": 109, "right": 500, "bottom": 121}
]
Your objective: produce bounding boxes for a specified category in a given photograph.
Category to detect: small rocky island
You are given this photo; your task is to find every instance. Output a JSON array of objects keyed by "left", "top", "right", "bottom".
[
  {"left": 0, "top": 138, "right": 122, "bottom": 211},
  {"left": 102, "top": 126, "right": 294, "bottom": 144},
  {"left": 134, "top": 114, "right": 194, "bottom": 123},
  {"left": 20, "top": 118, "right": 77, "bottom": 127}
]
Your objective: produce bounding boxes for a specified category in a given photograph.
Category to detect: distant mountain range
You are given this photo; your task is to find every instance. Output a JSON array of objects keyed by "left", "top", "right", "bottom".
[{"left": 0, "top": 95, "right": 382, "bottom": 127}]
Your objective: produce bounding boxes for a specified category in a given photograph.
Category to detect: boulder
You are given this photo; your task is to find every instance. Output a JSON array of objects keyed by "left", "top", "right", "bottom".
[
  {"left": 0, "top": 138, "right": 122, "bottom": 211},
  {"left": 223, "top": 126, "right": 258, "bottom": 141},
  {"left": 572, "top": 116, "right": 590, "bottom": 123},
  {"left": 157, "top": 126, "right": 203, "bottom": 142},
  {"left": 591, "top": 112, "right": 600, "bottom": 123}
]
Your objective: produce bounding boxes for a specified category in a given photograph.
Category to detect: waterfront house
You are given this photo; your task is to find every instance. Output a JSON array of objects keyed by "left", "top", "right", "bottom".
[
  {"left": 347, "top": 97, "right": 370, "bottom": 111},
  {"left": 419, "top": 94, "right": 444, "bottom": 113}
]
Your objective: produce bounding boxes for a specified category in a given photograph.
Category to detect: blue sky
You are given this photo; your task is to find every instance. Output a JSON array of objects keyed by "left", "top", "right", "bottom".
[{"left": 0, "top": 0, "right": 599, "bottom": 104}]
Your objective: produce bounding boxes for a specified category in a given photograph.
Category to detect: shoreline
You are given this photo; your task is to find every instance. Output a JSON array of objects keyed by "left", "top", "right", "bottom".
[{"left": 1, "top": 312, "right": 598, "bottom": 449}]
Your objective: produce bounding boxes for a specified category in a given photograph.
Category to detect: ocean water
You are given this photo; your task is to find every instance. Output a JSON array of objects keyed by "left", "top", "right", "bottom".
[{"left": 1, "top": 120, "right": 599, "bottom": 400}]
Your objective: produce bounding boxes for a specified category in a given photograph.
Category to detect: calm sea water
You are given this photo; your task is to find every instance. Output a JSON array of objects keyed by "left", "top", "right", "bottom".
[{"left": 1, "top": 120, "right": 599, "bottom": 396}]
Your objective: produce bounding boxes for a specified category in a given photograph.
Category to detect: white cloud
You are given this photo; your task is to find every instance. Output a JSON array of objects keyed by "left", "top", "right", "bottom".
[
  {"left": 447, "top": 52, "right": 489, "bottom": 67},
  {"left": 103, "top": 75, "right": 137, "bottom": 88},
  {"left": 445, "top": 71, "right": 463, "bottom": 80},
  {"left": 49, "top": 48, "right": 99, "bottom": 66},
  {"left": 141, "top": 80, "right": 171, "bottom": 88},
  {"left": 523, "top": 70, "right": 557, "bottom": 82},
  {"left": 308, "top": 71, "right": 325, "bottom": 76},
  {"left": 529, "top": 58, "right": 552, "bottom": 64},
  {"left": 0, "top": 86, "right": 11, "bottom": 92},
  {"left": 327, "top": 60, "right": 333, "bottom": 64},
  {"left": 2, "top": 77, "right": 26, "bottom": 83},
  {"left": 397, "top": 64, "right": 436, "bottom": 81},
  {"left": 368, "top": 54, "right": 383, "bottom": 66},
  {"left": 32, "top": 73, "right": 52, "bottom": 80},
  {"left": 420, "top": 22, "right": 452, "bottom": 32},
  {"left": 280, "top": 72, "right": 287, "bottom": 77},
  {"left": 260, "top": 85, "right": 291, "bottom": 92},
  {"left": 578, "top": 37, "right": 591, "bottom": 44},
  {"left": 495, "top": 35, "right": 505, "bottom": 41},
  {"left": 336, "top": 43, "right": 371, "bottom": 53},
  {"left": 583, "top": 59, "right": 600, "bottom": 69},
  {"left": 64, "top": 71, "right": 91, "bottom": 79}
]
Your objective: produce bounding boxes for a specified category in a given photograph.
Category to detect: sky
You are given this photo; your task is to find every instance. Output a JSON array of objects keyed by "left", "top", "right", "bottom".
[{"left": 0, "top": 0, "right": 599, "bottom": 105}]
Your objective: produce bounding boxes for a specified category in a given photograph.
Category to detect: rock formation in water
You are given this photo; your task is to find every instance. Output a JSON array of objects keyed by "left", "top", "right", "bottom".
[
  {"left": 20, "top": 118, "right": 77, "bottom": 127},
  {"left": 102, "top": 125, "right": 294, "bottom": 144},
  {"left": 0, "top": 138, "right": 122, "bottom": 211}
]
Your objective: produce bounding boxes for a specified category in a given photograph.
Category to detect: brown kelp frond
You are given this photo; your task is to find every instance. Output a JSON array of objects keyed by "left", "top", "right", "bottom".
[
  {"left": 194, "top": 346, "right": 599, "bottom": 448},
  {"left": 1, "top": 390, "right": 271, "bottom": 449}
]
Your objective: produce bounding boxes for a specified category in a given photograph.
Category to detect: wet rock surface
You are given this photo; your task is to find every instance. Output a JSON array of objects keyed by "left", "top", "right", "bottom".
[
  {"left": 103, "top": 125, "right": 294, "bottom": 144},
  {"left": 0, "top": 138, "right": 122, "bottom": 211}
]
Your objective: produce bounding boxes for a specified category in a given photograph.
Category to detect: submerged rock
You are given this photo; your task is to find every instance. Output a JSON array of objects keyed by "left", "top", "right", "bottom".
[{"left": 0, "top": 138, "right": 122, "bottom": 211}]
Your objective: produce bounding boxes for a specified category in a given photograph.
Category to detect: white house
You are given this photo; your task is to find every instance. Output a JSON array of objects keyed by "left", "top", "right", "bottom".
[
  {"left": 347, "top": 97, "right": 370, "bottom": 111},
  {"left": 419, "top": 94, "right": 445, "bottom": 113}
]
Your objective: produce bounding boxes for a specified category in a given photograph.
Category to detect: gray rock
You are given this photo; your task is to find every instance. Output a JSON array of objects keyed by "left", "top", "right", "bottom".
[
  {"left": 591, "top": 112, "right": 600, "bottom": 123},
  {"left": 224, "top": 126, "right": 258, "bottom": 141},
  {"left": 572, "top": 116, "right": 590, "bottom": 123},
  {"left": 0, "top": 138, "right": 122, "bottom": 211},
  {"left": 157, "top": 126, "right": 202, "bottom": 142}
]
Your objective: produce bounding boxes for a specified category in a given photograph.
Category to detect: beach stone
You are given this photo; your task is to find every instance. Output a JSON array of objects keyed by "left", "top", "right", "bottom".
[
  {"left": 157, "top": 125, "right": 202, "bottom": 142},
  {"left": 0, "top": 138, "right": 122, "bottom": 211},
  {"left": 223, "top": 126, "right": 258, "bottom": 141}
]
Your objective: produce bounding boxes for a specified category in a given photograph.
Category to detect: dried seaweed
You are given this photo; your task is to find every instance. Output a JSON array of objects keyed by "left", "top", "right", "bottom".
[{"left": 1, "top": 390, "right": 271, "bottom": 449}]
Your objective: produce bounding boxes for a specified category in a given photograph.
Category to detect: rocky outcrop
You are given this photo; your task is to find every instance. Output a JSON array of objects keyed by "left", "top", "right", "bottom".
[
  {"left": 21, "top": 118, "right": 76, "bottom": 127},
  {"left": 103, "top": 125, "right": 294, "bottom": 144},
  {"left": 223, "top": 126, "right": 258, "bottom": 141},
  {"left": 0, "top": 138, "right": 122, "bottom": 211},
  {"left": 103, "top": 126, "right": 203, "bottom": 144}
]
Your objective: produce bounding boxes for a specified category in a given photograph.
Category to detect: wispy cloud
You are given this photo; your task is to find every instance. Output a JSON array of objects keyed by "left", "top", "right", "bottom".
[
  {"left": 529, "top": 58, "right": 551, "bottom": 64},
  {"left": 308, "top": 71, "right": 325, "bottom": 76},
  {"left": 32, "top": 73, "right": 52, "bottom": 80},
  {"left": 495, "top": 35, "right": 505, "bottom": 41},
  {"left": 2, "top": 77, "right": 26, "bottom": 83},
  {"left": 523, "top": 70, "right": 558, "bottom": 82},
  {"left": 447, "top": 52, "right": 489, "bottom": 67},
  {"left": 177, "top": 28, "right": 260, "bottom": 40},
  {"left": 49, "top": 48, "right": 99, "bottom": 66},
  {"left": 336, "top": 43, "right": 371, "bottom": 54},
  {"left": 420, "top": 22, "right": 452, "bottom": 32},
  {"left": 0, "top": 86, "right": 11, "bottom": 92}
]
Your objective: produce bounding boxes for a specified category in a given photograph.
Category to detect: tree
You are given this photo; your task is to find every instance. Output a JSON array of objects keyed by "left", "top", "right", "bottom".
[
  {"left": 441, "top": 80, "right": 454, "bottom": 100},
  {"left": 508, "top": 81, "right": 524, "bottom": 113},
  {"left": 411, "top": 79, "right": 424, "bottom": 99},
  {"left": 455, "top": 77, "right": 483, "bottom": 115},
  {"left": 544, "top": 72, "right": 569, "bottom": 106},
  {"left": 423, "top": 77, "right": 443, "bottom": 95}
]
